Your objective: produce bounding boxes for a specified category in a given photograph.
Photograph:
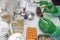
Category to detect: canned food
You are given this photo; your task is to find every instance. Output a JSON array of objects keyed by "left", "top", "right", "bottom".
[{"left": 38, "top": 34, "right": 53, "bottom": 40}]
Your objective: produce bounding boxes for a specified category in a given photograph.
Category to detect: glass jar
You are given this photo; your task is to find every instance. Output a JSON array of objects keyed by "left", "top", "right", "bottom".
[
  {"left": 1, "top": 9, "right": 11, "bottom": 24},
  {"left": 12, "top": 14, "right": 24, "bottom": 34}
]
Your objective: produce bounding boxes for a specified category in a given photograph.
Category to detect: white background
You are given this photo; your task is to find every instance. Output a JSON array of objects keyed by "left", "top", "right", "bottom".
[{"left": 0, "top": 0, "right": 60, "bottom": 40}]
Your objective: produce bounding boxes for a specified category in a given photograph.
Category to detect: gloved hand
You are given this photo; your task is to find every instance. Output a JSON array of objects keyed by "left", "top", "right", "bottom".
[
  {"left": 39, "top": 1, "right": 58, "bottom": 13},
  {"left": 51, "top": 27, "right": 60, "bottom": 40},
  {"left": 38, "top": 18, "right": 57, "bottom": 34},
  {"left": 43, "top": 2, "right": 58, "bottom": 13},
  {"left": 39, "top": 1, "right": 48, "bottom": 6}
]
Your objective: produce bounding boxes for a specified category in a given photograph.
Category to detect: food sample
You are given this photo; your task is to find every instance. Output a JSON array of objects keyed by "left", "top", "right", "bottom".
[
  {"left": 12, "top": 19, "right": 24, "bottom": 26},
  {"left": 2, "top": 14, "right": 10, "bottom": 18},
  {"left": 38, "top": 35, "right": 53, "bottom": 40},
  {"left": 36, "top": 7, "right": 43, "bottom": 17},
  {"left": 26, "top": 27, "right": 37, "bottom": 40},
  {"left": 1, "top": 11, "right": 11, "bottom": 24}
]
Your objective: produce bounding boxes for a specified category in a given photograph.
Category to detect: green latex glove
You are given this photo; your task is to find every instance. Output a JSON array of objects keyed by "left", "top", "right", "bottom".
[
  {"left": 39, "top": 1, "right": 48, "bottom": 6},
  {"left": 51, "top": 27, "right": 60, "bottom": 40},
  {"left": 44, "top": 6, "right": 58, "bottom": 13},
  {"left": 39, "top": 1, "right": 58, "bottom": 13},
  {"left": 39, "top": 1, "right": 53, "bottom": 7},
  {"left": 52, "top": 27, "right": 60, "bottom": 37},
  {"left": 43, "top": 3, "right": 58, "bottom": 13},
  {"left": 38, "top": 18, "right": 57, "bottom": 34},
  {"left": 52, "top": 6, "right": 60, "bottom": 16}
]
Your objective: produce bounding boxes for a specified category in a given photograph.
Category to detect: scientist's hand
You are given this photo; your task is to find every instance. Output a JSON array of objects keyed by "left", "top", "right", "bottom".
[
  {"left": 38, "top": 18, "right": 57, "bottom": 34},
  {"left": 43, "top": 3, "right": 58, "bottom": 13},
  {"left": 39, "top": 1, "right": 58, "bottom": 13}
]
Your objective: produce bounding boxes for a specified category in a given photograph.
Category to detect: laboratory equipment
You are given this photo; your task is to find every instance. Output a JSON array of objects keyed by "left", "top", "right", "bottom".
[
  {"left": 12, "top": 14, "right": 24, "bottom": 34},
  {"left": 26, "top": 11, "right": 35, "bottom": 20}
]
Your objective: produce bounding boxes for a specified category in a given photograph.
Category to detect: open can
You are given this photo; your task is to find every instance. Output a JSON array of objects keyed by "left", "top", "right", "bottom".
[{"left": 38, "top": 34, "right": 54, "bottom": 40}]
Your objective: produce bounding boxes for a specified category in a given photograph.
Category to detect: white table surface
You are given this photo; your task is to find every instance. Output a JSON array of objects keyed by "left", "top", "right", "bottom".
[{"left": 0, "top": 0, "right": 60, "bottom": 40}]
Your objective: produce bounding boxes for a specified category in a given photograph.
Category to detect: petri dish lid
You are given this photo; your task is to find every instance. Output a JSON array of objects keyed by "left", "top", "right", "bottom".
[{"left": 8, "top": 33, "right": 23, "bottom": 40}]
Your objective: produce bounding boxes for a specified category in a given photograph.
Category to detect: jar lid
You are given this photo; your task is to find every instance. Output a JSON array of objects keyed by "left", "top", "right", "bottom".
[{"left": 8, "top": 33, "right": 23, "bottom": 40}]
